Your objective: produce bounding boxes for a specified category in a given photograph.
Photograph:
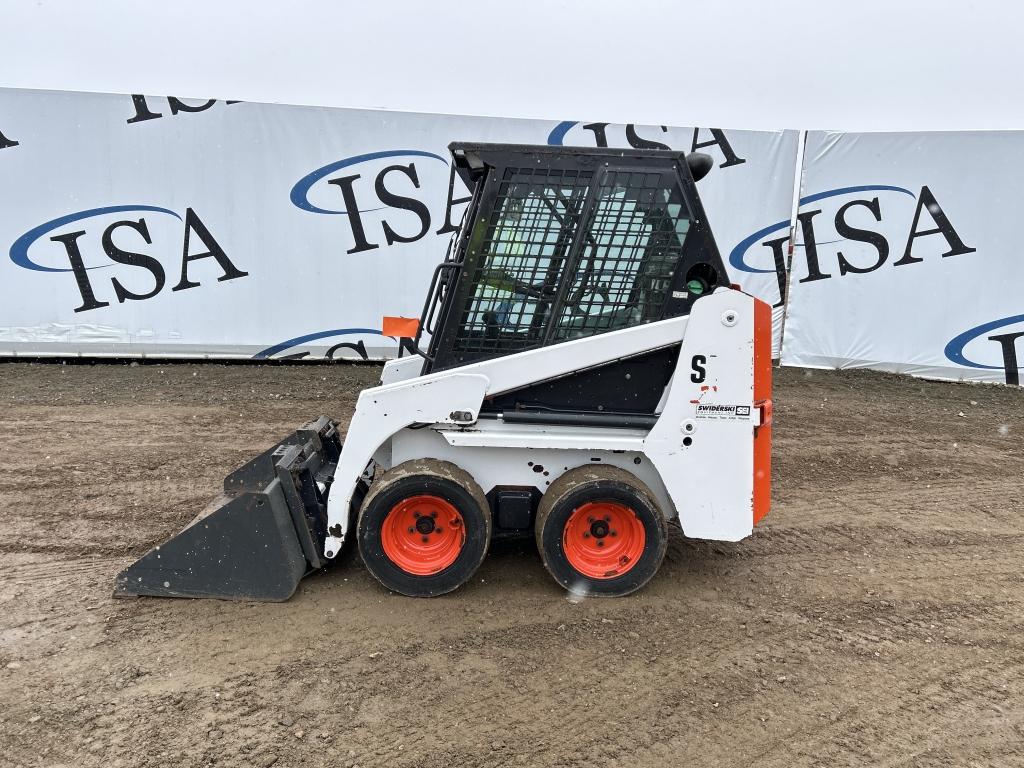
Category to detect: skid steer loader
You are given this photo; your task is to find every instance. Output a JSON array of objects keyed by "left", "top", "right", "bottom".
[{"left": 114, "top": 142, "right": 772, "bottom": 601}]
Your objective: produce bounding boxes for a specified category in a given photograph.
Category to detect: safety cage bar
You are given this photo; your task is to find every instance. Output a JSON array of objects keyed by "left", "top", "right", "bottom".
[{"left": 409, "top": 172, "right": 482, "bottom": 361}]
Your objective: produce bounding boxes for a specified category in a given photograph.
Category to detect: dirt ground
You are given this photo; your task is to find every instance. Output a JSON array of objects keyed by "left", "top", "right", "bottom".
[{"left": 0, "top": 361, "right": 1022, "bottom": 768}]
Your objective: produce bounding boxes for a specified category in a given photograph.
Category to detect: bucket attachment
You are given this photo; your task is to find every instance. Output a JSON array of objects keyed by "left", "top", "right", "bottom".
[{"left": 114, "top": 416, "right": 341, "bottom": 601}]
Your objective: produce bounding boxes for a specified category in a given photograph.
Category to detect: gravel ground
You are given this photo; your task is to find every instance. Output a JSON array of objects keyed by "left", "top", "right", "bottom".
[{"left": 0, "top": 361, "right": 1022, "bottom": 767}]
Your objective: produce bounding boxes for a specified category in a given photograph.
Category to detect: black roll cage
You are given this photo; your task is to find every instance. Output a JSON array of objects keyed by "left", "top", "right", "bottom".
[{"left": 412, "top": 142, "right": 728, "bottom": 374}]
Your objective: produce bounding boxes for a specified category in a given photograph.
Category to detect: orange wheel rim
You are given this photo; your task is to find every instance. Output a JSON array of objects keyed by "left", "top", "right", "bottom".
[
  {"left": 380, "top": 494, "right": 466, "bottom": 576},
  {"left": 562, "top": 501, "right": 645, "bottom": 579}
]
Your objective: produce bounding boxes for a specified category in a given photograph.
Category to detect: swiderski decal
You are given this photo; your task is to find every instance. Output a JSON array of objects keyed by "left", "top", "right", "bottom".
[{"left": 695, "top": 404, "right": 752, "bottom": 420}]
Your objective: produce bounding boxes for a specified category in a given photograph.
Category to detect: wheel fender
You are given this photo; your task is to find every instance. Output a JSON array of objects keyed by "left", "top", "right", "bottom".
[{"left": 323, "top": 372, "right": 489, "bottom": 558}]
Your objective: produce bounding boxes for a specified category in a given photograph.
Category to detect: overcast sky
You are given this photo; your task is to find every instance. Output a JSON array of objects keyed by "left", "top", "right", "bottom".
[{"left": 0, "top": 0, "right": 1020, "bottom": 131}]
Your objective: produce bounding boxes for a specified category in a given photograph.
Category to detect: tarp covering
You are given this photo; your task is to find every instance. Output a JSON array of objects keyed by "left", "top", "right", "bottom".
[
  {"left": 0, "top": 87, "right": 799, "bottom": 361},
  {"left": 782, "top": 130, "right": 1024, "bottom": 385}
]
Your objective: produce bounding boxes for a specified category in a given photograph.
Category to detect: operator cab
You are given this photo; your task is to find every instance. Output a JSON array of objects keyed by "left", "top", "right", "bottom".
[{"left": 417, "top": 143, "right": 726, "bottom": 373}]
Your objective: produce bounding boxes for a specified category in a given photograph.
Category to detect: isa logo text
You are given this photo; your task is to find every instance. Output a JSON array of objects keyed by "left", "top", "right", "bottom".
[
  {"left": 291, "top": 150, "right": 471, "bottom": 255},
  {"left": 10, "top": 206, "right": 246, "bottom": 313}
]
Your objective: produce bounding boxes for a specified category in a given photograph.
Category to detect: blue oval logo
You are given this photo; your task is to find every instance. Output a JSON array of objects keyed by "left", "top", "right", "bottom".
[
  {"left": 729, "top": 185, "right": 915, "bottom": 274},
  {"left": 547, "top": 121, "right": 577, "bottom": 146},
  {"left": 253, "top": 327, "right": 387, "bottom": 360},
  {"left": 945, "top": 314, "right": 1024, "bottom": 370},
  {"left": 290, "top": 149, "right": 447, "bottom": 215},
  {"left": 10, "top": 205, "right": 181, "bottom": 273}
]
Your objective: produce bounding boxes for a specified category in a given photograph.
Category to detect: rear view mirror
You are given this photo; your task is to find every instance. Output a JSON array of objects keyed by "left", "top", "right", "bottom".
[{"left": 686, "top": 152, "right": 714, "bottom": 182}]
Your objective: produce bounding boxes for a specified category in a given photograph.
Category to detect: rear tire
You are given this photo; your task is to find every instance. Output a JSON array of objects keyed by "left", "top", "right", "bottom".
[
  {"left": 535, "top": 466, "right": 667, "bottom": 597},
  {"left": 357, "top": 459, "right": 491, "bottom": 597}
]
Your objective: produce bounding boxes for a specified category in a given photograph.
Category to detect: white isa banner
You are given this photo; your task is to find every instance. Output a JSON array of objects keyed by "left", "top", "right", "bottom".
[
  {"left": 782, "top": 131, "right": 1024, "bottom": 385},
  {"left": 0, "top": 87, "right": 798, "bottom": 360}
]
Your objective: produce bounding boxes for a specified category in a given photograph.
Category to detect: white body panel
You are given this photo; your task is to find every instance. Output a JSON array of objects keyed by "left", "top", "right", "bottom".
[
  {"left": 380, "top": 355, "right": 425, "bottom": 385},
  {"left": 645, "top": 293, "right": 757, "bottom": 541},
  {"left": 323, "top": 289, "right": 760, "bottom": 557},
  {"left": 391, "top": 427, "right": 675, "bottom": 524},
  {"left": 441, "top": 423, "right": 647, "bottom": 451}
]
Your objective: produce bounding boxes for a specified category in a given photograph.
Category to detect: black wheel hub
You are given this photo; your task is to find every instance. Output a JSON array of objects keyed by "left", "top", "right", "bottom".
[
  {"left": 590, "top": 521, "right": 609, "bottom": 539},
  {"left": 415, "top": 516, "right": 436, "bottom": 535}
]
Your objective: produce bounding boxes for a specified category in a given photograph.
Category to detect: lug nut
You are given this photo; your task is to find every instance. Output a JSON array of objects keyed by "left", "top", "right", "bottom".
[
  {"left": 413, "top": 511, "right": 421, "bottom": 519},
  {"left": 610, "top": 530, "right": 617, "bottom": 537},
  {"left": 408, "top": 527, "right": 415, "bottom": 534},
  {"left": 588, "top": 517, "right": 595, "bottom": 523},
  {"left": 421, "top": 536, "right": 430, "bottom": 543},
  {"left": 430, "top": 511, "right": 438, "bottom": 518},
  {"left": 597, "top": 540, "right": 605, "bottom": 547},
  {"left": 603, "top": 515, "right": 611, "bottom": 522},
  {"left": 435, "top": 527, "right": 443, "bottom": 533},
  {"left": 583, "top": 532, "right": 590, "bottom": 538}
]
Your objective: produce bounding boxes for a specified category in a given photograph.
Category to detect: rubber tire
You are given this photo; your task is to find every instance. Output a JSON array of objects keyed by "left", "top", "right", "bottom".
[
  {"left": 535, "top": 466, "right": 667, "bottom": 597},
  {"left": 357, "top": 459, "right": 491, "bottom": 597}
]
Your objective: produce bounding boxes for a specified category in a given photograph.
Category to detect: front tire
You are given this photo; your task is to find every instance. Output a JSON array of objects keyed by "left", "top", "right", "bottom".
[
  {"left": 357, "top": 459, "right": 491, "bottom": 597},
  {"left": 535, "top": 466, "right": 667, "bottom": 597}
]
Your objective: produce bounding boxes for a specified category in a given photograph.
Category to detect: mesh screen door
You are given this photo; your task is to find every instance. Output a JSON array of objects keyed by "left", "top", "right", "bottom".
[
  {"left": 553, "top": 170, "right": 691, "bottom": 341},
  {"left": 453, "top": 166, "right": 594, "bottom": 356}
]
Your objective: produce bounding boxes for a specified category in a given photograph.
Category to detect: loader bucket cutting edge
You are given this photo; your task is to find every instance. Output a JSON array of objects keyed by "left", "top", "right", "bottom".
[{"left": 113, "top": 416, "right": 342, "bottom": 602}]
